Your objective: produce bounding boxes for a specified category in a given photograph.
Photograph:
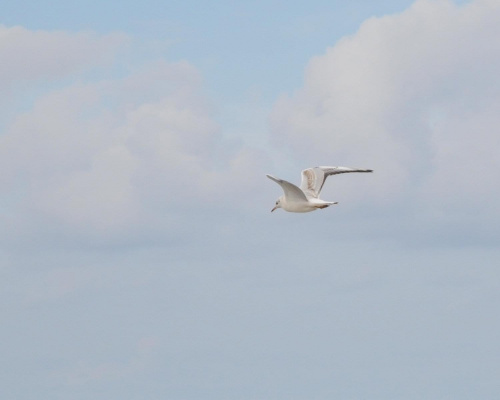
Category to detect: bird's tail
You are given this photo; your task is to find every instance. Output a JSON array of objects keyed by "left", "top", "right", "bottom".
[{"left": 318, "top": 201, "right": 338, "bottom": 209}]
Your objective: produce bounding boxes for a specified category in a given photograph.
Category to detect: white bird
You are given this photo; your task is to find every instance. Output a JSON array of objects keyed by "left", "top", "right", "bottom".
[{"left": 266, "top": 166, "right": 373, "bottom": 213}]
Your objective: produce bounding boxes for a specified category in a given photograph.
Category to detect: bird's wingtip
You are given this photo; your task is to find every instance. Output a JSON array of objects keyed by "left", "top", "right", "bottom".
[{"left": 266, "top": 174, "right": 282, "bottom": 184}]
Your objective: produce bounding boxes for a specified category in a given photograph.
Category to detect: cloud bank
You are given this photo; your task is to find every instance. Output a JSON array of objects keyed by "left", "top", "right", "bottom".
[
  {"left": 271, "top": 0, "right": 500, "bottom": 244},
  {"left": 0, "top": 26, "right": 266, "bottom": 247},
  {"left": 2, "top": 0, "right": 499, "bottom": 251}
]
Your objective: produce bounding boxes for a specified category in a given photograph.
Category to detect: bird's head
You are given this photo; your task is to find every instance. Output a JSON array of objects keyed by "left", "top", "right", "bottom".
[{"left": 271, "top": 197, "right": 283, "bottom": 212}]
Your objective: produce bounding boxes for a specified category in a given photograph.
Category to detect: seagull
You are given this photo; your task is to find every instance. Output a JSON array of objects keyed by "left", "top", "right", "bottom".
[{"left": 266, "top": 166, "right": 373, "bottom": 213}]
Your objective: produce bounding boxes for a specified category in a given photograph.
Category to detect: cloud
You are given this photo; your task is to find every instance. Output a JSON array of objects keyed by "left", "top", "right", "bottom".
[
  {"left": 0, "top": 25, "right": 127, "bottom": 92},
  {"left": 0, "top": 27, "right": 268, "bottom": 248},
  {"left": 270, "top": 0, "right": 500, "bottom": 243}
]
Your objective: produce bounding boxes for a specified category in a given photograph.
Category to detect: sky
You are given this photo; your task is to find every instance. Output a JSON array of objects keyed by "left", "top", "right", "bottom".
[{"left": 1, "top": 0, "right": 500, "bottom": 399}]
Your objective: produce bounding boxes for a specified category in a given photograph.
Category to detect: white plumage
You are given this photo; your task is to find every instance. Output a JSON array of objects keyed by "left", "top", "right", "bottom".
[{"left": 266, "top": 166, "right": 373, "bottom": 213}]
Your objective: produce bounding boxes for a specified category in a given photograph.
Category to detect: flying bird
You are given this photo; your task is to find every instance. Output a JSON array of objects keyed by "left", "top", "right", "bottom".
[{"left": 266, "top": 166, "right": 373, "bottom": 213}]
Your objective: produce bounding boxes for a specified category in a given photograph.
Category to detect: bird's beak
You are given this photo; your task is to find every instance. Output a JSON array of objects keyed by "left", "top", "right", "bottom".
[{"left": 271, "top": 206, "right": 277, "bottom": 212}]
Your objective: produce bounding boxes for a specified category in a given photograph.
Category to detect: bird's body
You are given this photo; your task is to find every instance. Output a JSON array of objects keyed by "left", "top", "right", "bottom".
[
  {"left": 274, "top": 195, "right": 335, "bottom": 213},
  {"left": 266, "top": 166, "right": 373, "bottom": 213}
]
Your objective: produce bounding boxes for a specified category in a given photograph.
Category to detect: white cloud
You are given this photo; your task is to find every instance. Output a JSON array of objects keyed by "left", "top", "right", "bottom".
[
  {"left": 0, "top": 25, "right": 127, "bottom": 88},
  {"left": 0, "top": 28, "right": 267, "bottom": 246},
  {"left": 270, "top": 0, "right": 500, "bottom": 240}
]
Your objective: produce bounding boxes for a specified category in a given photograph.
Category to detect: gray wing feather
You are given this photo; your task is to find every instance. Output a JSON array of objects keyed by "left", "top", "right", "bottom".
[{"left": 300, "top": 166, "right": 373, "bottom": 198}]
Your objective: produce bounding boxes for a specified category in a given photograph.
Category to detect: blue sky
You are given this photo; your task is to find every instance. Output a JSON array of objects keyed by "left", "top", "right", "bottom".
[{"left": 2, "top": 0, "right": 500, "bottom": 399}]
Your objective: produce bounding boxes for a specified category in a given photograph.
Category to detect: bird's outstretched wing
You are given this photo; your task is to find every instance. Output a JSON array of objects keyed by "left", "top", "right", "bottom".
[
  {"left": 266, "top": 174, "right": 308, "bottom": 201},
  {"left": 300, "top": 166, "right": 373, "bottom": 198}
]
